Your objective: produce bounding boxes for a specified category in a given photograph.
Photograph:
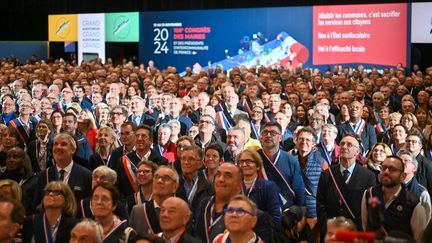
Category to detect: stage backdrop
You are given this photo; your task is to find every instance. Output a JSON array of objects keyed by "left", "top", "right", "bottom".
[{"left": 139, "top": 3, "right": 408, "bottom": 72}]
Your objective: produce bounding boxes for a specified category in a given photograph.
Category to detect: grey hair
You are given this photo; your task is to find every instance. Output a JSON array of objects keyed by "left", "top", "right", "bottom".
[
  {"left": 72, "top": 219, "right": 103, "bottom": 243},
  {"left": 397, "top": 149, "right": 418, "bottom": 168},
  {"left": 93, "top": 166, "right": 118, "bottom": 184},
  {"left": 54, "top": 133, "right": 77, "bottom": 150}
]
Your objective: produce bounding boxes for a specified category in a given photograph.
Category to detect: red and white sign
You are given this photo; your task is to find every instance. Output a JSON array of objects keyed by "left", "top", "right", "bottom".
[{"left": 313, "top": 3, "right": 407, "bottom": 66}]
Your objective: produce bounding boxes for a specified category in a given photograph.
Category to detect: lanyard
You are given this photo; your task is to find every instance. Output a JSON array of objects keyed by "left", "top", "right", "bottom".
[{"left": 204, "top": 197, "right": 224, "bottom": 243}]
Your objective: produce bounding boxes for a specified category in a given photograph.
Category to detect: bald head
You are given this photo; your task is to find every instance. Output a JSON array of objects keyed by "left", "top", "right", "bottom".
[{"left": 160, "top": 197, "right": 191, "bottom": 234}]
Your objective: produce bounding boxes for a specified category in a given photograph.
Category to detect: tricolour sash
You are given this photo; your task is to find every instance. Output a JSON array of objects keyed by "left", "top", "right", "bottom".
[
  {"left": 122, "top": 155, "right": 138, "bottom": 193},
  {"left": 216, "top": 111, "right": 232, "bottom": 132},
  {"left": 259, "top": 150, "right": 296, "bottom": 205}
]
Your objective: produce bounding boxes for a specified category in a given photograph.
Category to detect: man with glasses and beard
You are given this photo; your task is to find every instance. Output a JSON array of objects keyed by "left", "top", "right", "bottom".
[{"left": 361, "top": 156, "right": 427, "bottom": 242}]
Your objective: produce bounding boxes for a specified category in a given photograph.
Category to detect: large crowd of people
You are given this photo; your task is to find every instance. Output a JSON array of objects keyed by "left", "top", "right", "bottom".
[{"left": 0, "top": 56, "right": 432, "bottom": 243}]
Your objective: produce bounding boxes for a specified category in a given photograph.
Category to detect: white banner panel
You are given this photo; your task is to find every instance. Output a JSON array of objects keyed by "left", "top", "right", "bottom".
[
  {"left": 411, "top": 2, "right": 432, "bottom": 43},
  {"left": 78, "top": 13, "right": 105, "bottom": 64}
]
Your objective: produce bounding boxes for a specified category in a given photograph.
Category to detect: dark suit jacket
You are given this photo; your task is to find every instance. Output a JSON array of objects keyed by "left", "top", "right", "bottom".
[
  {"left": 316, "top": 163, "right": 376, "bottom": 230},
  {"left": 415, "top": 154, "right": 432, "bottom": 196},
  {"left": 88, "top": 152, "right": 117, "bottom": 171},
  {"left": 129, "top": 200, "right": 162, "bottom": 235},
  {"left": 7, "top": 117, "right": 38, "bottom": 147},
  {"left": 116, "top": 150, "right": 168, "bottom": 198},
  {"left": 177, "top": 232, "right": 202, "bottom": 243},
  {"left": 32, "top": 163, "right": 92, "bottom": 212},
  {"left": 27, "top": 139, "right": 54, "bottom": 173},
  {"left": 22, "top": 214, "right": 77, "bottom": 243},
  {"left": 338, "top": 121, "right": 377, "bottom": 154},
  {"left": 128, "top": 113, "right": 156, "bottom": 127},
  {"left": 177, "top": 172, "right": 214, "bottom": 214}
]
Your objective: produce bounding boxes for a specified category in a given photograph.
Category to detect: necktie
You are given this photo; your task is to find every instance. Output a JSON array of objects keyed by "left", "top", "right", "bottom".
[
  {"left": 155, "top": 207, "right": 161, "bottom": 219},
  {"left": 343, "top": 169, "right": 350, "bottom": 183},
  {"left": 24, "top": 124, "right": 30, "bottom": 135},
  {"left": 59, "top": 169, "right": 66, "bottom": 181}
]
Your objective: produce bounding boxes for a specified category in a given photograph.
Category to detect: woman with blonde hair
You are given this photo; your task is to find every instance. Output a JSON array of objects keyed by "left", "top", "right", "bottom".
[
  {"left": 236, "top": 148, "right": 282, "bottom": 228},
  {"left": 381, "top": 112, "right": 402, "bottom": 144},
  {"left": 0, "top": 179, "right": 22, "bottom": 202},
  {"left": 365, "top": 143, "right": 392, "bottom": 179},
  {"left": 89, "top": 127, "right": 119, "bottom": 170},
  {"left": 23, "top": 181, "right": 78, "bottom": 243},
  {"left": 78, "top": 109, "right": 98, "bottom": 152}
]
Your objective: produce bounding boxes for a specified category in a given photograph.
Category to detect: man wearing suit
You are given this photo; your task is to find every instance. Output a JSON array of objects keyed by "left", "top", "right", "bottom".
[
  {"left": 129, "top": 96, "right": 155, "bottom": 127},
  {"left": 110, "top": 121, "right": 137, "bottom": 170},
  {"left": 189, "top": 92, "right": 210, "bottom": 124},
  {"left": 217, "top": 93, "right": 248, "bottom": 127},
  {"left": 116, "top": 125, "right": 168, "bottom": 198},
  {"left": 160, "top": 97, "right": 193, "bottom": 136},
  {"left": 265, "top": 94, "right": 282, "bottom": 122},
  {"left": 338, "top": 101, "right": 377, "bottom": 156},
  {"left": 52, "top": 87, "right": 74, "bottom": 112},
  {"left": 129, "top": 166, "right": 179, "bottom": 235},
  {"left": 7, "top": 100, "right": 38, "bottom": 148},
  {"left": 405, "top": 133, "right": 432, "bottom": 196},
  {"left": 159, "top": 197, "right": 201, "bottom": 243},
  {"left": 178, "top": 145, "right": 213, "bottom": 214},
  {"left": 32, "top": 133, "right": 92, "bottom": 212},
  {"left": 317, "top": 134, "right": 376, "bottom": 233}
]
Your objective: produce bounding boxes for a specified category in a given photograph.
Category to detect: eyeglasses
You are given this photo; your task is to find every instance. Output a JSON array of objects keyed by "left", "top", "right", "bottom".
[
  {"left": 297, "top": 137, "right": 314, "bottom": 144},
  {"left": 309, "top": 118, "right": 323, "bottom": 122},
  {"left": 261, "top": 130, "right": 281, "bottom": 136},
  {"left": 237, "top": 159, "right": 255, "bottom": 166},
  {"left": 406, "top": 139, "right": 420, "bottom": 144},
  {"left": 252, "top": 110, "right": 262, "bottom": 114},
  {"left": 225, "top": 207, "right": 255, "bottom": 217},
  {"left": 110, "top": 112, "right": 123, "bottom": 116},
  {"left": 381, "top": 165, "right": 404, "bottom": 173},
  {"left": 120, "top": 131, "right": 133, "bottom": 136},
  {"left": 181, "top": 156, "right": 200, "bottom": 162},
  {"left": 340, "top": 141, "right": 359, "bottom": 149},
  {"left": 91, "top": 195, "right": 112, "bottom": 203},
  {"left": 92, "top": 174, "right": 107, "bottom": 182},
  {"left": 138, "top": 169, "right": 152, "bottom": 175},
  {"left": 154, "top": 174, "right": 175, "bottom": 183},
  {"left": 199, "top": 120, "right": 213, "bottom": 125},
  {"left": 44, "top": 189, "right": 63, "bottom": 197}
]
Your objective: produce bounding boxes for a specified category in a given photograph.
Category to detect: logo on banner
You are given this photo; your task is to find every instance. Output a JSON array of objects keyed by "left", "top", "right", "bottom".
[
  {"left": 55, "top": 17, "right": 71, "bottom": 39},
  {"left": 113, "top": 15, "right": 131, "bottom": 39}
]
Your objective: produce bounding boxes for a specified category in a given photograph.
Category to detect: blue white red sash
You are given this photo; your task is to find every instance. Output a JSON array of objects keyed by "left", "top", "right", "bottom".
[
  {"left": 375, "top": 123, "right": 386, "bottom": 134},
  {"left": 328, "top": 166, "right": 355, "bottom": 219},
  {"left": 216, "top": 111, "right": 232, "bottom": 132},
  {"left": 9, "top": 120, "right": 27, "bottom": 145},
  {"left": 322, "top": 142, "right": 334, "bottom": 165},
  {"left": 204, "top": 196, "right": 224, "bottom": 243},
  {"left": 242, "top": 98, "right": 253, "bottom": 116},
  {"left": 102, "top": 219, "right": 127, "bottom": 241},
  {"left": 43, "top": 213, "right": 56, "bottom": 243},
  {"left": 259, "top": 150, "right": 296, "bottom": 205},
  {"left": 122, "top": 155, "right": 138, "bottom": 193},
  {"left": 263, "top": 113, "right": 271, "bottom": 122},
  {"left": 251, "top": 122, "right": 260, "bottom": 140},
  {"left": 348, "top": 119, "right": 366, "bottom": 136}
]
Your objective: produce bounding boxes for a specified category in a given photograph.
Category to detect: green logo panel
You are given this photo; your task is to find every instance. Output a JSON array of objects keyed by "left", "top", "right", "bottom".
[{"left": 105, "top": 12, "right": 139, "bottom": 42}]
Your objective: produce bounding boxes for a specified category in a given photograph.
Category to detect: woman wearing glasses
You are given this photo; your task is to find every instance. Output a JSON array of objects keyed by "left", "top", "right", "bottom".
[
  {"left": 91, "top": 181, "right": 128, "bottom": 243},
  {"left": 77, "top": 166, "right": 127, "bottom": 220},
  {"left": 22, "top": 181, "right": 77, "bottom": 243},
  {"left": 364, "top": 143, "right": 392, "bottom": 179},
  {"left": 237, "top": 149, "right": 282, "bottom": 228},
  {"left": 126, "top": 160, "right": 158, "bottom": 214},
  {"left": 213, "top": 195, "right": 264, "bottom": 243}
]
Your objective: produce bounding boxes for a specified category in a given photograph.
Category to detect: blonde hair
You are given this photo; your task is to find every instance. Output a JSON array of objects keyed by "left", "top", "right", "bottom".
[
  {"left": 0, "top": 179, "right": 22, "bottom": 202},
  {"left": 39, "top": 181, "right": 77, "bottom": 216},
  {"left": 95, "top": 126, "right": 119, "bottom": 155}
]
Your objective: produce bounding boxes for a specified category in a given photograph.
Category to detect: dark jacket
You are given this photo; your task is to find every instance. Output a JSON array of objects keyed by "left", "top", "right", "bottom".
[
  {"left": 22, "top": 214, "right": 78, "bottom": 243},
  {"left": 32, "top": 163, "right": 92, "bottom": 212}
]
